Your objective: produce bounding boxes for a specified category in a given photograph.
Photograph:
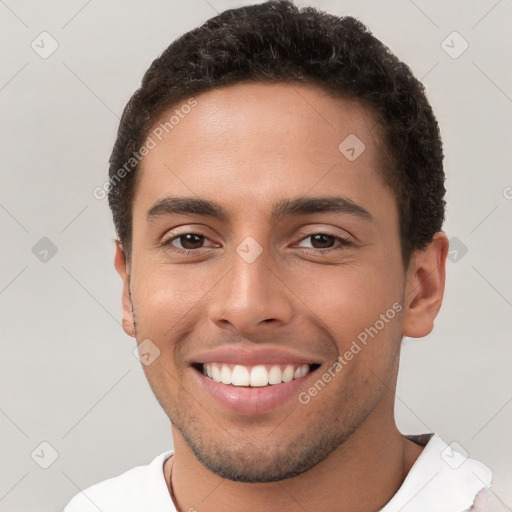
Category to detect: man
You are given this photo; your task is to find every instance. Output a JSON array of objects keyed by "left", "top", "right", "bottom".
[{"left": 64, "top": 1, "right": 494, "bottom": 510}]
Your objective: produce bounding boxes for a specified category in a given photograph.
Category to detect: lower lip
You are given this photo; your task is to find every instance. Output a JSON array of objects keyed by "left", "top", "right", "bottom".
[{"left": 193, "top": 367, "right": 317, "bottom": 414}]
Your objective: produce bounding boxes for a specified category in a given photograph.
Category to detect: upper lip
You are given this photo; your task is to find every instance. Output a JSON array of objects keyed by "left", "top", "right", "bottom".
[{"left": 189, "top": 345, "right": 322, "bottom": 367}]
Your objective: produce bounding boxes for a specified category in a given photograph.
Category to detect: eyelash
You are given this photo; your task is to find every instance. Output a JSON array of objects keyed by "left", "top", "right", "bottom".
[
  {"left": 296, "top": 233, "right": 353, "bottom": 253},
  {"left": 160, "top": 232, "right": 352, "bottom": 255}
]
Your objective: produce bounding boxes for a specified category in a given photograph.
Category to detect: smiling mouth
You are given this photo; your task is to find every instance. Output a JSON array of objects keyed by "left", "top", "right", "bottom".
[{"left": 192, "top": 362, "right": 321, "bottom": 387}]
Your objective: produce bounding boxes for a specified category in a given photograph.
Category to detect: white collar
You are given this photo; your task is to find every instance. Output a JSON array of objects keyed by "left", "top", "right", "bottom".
[{"left": 380, "top": 433, "right": 492, "bottom": 511}]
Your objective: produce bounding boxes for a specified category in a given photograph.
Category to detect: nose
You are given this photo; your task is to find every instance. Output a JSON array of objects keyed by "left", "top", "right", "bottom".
[{"left": 208, "top": 248, "right": 294, "bottom": 336}]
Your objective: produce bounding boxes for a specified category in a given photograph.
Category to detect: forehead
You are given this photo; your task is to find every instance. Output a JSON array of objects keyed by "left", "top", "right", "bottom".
[{"left": 135, "top": 82, "right": 394, "bottom": 223}]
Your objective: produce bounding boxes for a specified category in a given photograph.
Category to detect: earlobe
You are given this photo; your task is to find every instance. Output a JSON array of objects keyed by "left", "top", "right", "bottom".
[
  {"left": 114, "top": 241, "right": 136, "bottom": 338},
  {"left": 402, "top": 232, "right": 449, "bottom": 338}
]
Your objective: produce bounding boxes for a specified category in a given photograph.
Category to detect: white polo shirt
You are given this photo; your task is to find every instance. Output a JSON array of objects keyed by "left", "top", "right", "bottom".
[{"left": 63, "top": 433, "right": 493, "bottom": 512}]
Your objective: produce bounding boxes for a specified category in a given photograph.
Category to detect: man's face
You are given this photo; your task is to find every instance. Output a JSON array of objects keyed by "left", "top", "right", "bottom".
[{"left": 119, "top": 83, "right": 410, "bottom": 482}]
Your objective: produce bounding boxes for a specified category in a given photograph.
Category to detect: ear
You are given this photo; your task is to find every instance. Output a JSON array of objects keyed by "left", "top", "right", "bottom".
[
  {"left": 402, "top": 231, "right": 449, "bottom": 338},
  {"left": 114, "top": 241, "right": 136, "bottom": 338}
]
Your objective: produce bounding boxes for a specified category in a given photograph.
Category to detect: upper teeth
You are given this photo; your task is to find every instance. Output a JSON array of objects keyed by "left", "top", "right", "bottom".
[{"left": 203, "top": 363, "right": 310, "bottom": 387}]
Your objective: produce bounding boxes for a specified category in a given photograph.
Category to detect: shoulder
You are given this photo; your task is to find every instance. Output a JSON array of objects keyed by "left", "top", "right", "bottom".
[
  {"left": 470, "top": 478, "right": 509, "bottom": 512},
  {"left": 63, "top": 451, "right": 174, "bottom": 512}
]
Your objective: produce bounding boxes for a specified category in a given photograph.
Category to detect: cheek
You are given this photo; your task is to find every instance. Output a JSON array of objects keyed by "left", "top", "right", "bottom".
[
  {"left": 130, "top": 264, "right": 211, "bottom": 342},
  {"left": 293, "top": 262, "right": 400, "bottom": 326},
  {"left": 289, "top": 263, "right": 403, "bottom": 368}
]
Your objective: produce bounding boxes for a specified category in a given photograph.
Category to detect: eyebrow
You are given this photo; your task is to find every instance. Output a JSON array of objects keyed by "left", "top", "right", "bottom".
[{"left": 146, "top": 196, "right": 374, "bottom": 223}]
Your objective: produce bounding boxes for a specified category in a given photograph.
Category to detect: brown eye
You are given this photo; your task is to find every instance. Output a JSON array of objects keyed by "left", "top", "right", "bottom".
[
  {"left": 172, "top": 234, "right": 206, "bottom": 250},
  {"left": 309, "top": 234, "right": 336, "bottom": 249},
  {"left": 296, "top": 232, "right": 352, "bottom": 252},
  {"left": 162, "top": 233, "right": 208, "bottom": 252}
]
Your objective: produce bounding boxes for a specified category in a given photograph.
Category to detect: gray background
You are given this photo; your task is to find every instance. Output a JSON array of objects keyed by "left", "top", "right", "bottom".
[{"left": 1, "top": 0, "right": 511, "bottom": 510}]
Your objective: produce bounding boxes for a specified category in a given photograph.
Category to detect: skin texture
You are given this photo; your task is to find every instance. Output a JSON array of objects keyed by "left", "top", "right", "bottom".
[{"left": 114, "top": 82, "right": 448, "bottom": 512}]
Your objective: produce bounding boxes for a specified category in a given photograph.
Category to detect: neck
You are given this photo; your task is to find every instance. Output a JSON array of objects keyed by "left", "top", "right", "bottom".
[{"left": 164, "top": 407, "right": 423, "bottom": 512}]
